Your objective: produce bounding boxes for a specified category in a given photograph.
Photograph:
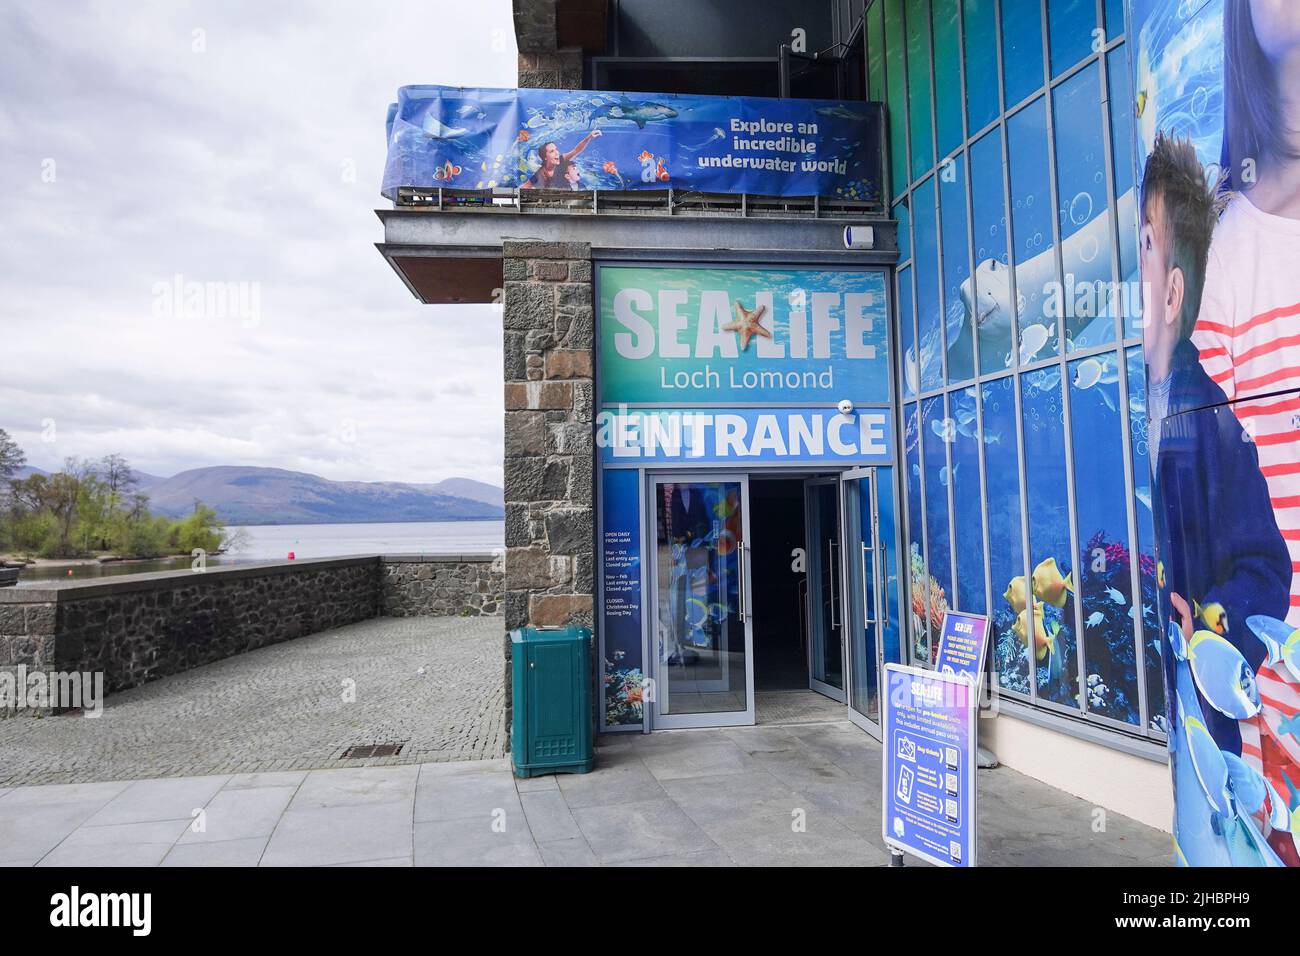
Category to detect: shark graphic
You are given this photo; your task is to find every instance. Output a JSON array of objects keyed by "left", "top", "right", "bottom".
[{"left": 588, "top": 96, "right": 678, "bottom": 129}]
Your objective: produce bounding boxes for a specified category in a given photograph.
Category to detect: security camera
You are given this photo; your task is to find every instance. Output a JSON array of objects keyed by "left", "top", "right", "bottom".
[
  {"left": 843, "top": 225, "right": 875, "bottom": 250},
  {"left": 837, "top": 399, "right": 855, "bottom": 415}
]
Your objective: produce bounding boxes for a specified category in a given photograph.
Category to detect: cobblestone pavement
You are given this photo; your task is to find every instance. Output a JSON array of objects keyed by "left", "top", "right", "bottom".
[
  {"left": 0, "top": 725, "right": 1171, "bottom": 867},
  {"left": 0, "top": 616, "right": 506, "bottom": 787}
]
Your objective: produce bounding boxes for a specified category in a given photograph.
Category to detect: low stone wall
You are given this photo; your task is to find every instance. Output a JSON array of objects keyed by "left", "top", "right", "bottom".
[
  {"left": 381, "top": 553, "right": 503, "bottom": 617},
  {"left": 0, "top": 553, "right": 502, "bottom": 713}
]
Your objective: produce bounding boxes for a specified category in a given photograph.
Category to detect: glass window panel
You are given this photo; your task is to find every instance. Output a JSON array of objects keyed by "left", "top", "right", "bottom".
[
  {"left": 1000, "top": 0, "right": 1044, "bottom": 107},
  {"left": 922, "top": 395, "right": 954, "bottom": 664},
  {"left": 1108, "top": 45, "right": 1142, "bottom": 339},
  {"left": 879, "top": 465, "right": 904, "bottom": 666},
  {"left": 1007, "top": 97, "right": 1059, "bottom": 361},
  {"left": 940, "top": 152, "right": 975, "bottom": 383},
  {"left": 932, "top": 0, "right": 964, "bottom": 158},
  {"left": 913, "top": 177, "right": 944, "bottom": 390},
  {"left": 1126, "top": 347, "right": 1166, "bottom": 732},
  {"left": 970, "top": 130, "right": 1014, "bottom": 374},
  {"left": 1020, "top": 367, "right": 1080, "bottom": 710},
  {"left": 906, "top": 0, "right": 936, "bottom": 181},
  {"left": 983, "top": 376, "right": 1029, "bottom": 694},
  {"left": 1069, "top": 351, "right": 1140, "bottom": 725},
  {"left": 962, "top": 0, "right": 999, "bottom": 133},
  {"left": 1105, "top": 0, "right": 1125, "bottom": 39},
  {"left": 885, "top": 0, "right": 910, "bottom": 197},
  {"left": 867, "top": 0, "right": 887, "bottom": 102},
  {"left": 1053, "top": 62, "right": 1114, "bottom": 352},
  {"left": 895, "top": 196, "right": 912, "bottom": 265},
  {"left": 904, "top": 402, "right": 929, "bottom": 659},
  {"left": 951, "top": 385, "right": 987, "bottom": 612},
  {"left": 1047, "top": 0, "right": 1097, "bottom": 77},
  {"left": 899, "top": 264, "right": 918, "bottom": 397}
]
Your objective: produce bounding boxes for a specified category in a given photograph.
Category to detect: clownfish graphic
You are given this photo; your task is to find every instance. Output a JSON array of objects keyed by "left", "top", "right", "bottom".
[{"left": 433, "top": 161, "right": 462, "bottom": 181}]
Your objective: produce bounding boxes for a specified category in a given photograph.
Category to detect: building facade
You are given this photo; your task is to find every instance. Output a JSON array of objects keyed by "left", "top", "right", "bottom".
[{"left": 378, "top": 0, "right": 1179, "bottom": 830}]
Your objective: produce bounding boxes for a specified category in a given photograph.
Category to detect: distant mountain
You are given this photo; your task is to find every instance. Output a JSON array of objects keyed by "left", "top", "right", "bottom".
[
  {"left": 428, "top": 477, "right": 503, "bottom": 508},
  {"left": 144, "top": 466, "right": 504, "bottom": 526}
]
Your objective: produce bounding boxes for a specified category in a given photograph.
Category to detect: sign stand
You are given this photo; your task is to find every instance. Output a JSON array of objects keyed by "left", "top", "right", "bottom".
[{"left": 882, "top": 610, "right": 989, "bottom": 868}]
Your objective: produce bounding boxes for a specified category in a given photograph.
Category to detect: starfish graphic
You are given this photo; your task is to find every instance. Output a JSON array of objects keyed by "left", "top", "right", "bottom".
[{"left": 723, "top": 300, "right": 772, "bottom": 351}]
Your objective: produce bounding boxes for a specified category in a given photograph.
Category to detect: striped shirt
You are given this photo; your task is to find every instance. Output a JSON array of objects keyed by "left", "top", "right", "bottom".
[{"left": 1193, "top": 194, "right": 1300, "bottom": 626}]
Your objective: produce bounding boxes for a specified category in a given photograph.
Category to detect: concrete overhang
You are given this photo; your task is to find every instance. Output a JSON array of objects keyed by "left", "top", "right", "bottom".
[{"left": 375, "top": 206, "right": 899, "bottom": 304}]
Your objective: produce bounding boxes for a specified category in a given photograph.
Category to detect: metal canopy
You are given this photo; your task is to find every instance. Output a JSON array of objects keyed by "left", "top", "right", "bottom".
[{"left": 375, "top": 191, "right": 899, "bottom": 304}]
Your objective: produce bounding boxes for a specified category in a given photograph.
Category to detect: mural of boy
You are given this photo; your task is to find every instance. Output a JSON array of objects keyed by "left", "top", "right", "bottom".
[{"left": 1142, "top": 131, "right": 1294, "bottom": 864}]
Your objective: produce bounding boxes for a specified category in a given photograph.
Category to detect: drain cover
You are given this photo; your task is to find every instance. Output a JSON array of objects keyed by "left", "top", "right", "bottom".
[{"left": 340, "top": 743, "right": 405, "bottom": 759}]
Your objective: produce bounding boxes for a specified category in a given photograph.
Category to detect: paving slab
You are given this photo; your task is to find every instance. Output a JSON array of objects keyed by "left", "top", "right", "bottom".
[
  {"left": 0, "top": 616, "right": 506, "bottom": 787},
  {"left": 0, "top": 722, "right": 1172, "bottom": 867}
]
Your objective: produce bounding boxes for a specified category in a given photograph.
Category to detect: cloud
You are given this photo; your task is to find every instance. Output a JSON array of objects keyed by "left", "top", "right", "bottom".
[{"left": 0, "top": 0, "right": 517, "bottom": 485}]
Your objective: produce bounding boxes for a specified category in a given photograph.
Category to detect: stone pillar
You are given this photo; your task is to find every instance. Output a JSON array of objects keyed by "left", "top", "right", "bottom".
[
  {"left": 501, "top": 239, "right": 595, "bottom": 732},
  {"left": 512, "top": 0, "right": 583, "bottom": 90},
  {"left": 517, "top": 50, "right": 583, "bottom": 90}
]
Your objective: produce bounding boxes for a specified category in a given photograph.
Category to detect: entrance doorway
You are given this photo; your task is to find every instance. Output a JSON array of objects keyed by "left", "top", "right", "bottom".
[{"left": 645, "top": 469, "right": 897, "bottom": 735}]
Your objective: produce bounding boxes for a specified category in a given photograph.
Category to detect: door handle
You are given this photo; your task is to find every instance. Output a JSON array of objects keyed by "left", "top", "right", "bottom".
[
  {"left": 862, "top": 542, "right": 876, "bottom": 627},
  {"left": 738, "top": 542, "right": 748, "bottom": 622},
  {"left": 879, "top": 539, "right": 888, "bottom": 630},
  {"left": 828, "top": 539, "right": 838, "bottom": 629}
]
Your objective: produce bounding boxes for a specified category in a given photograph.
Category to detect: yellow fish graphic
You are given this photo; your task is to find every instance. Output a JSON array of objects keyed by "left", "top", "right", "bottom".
[
  {"left": 1003, "top": 575, "right": 1028, "bottom": 615},
  {"left": 1012, "top": 605, "right": 1058, "bottom": 661},
  {"left": 1032, "top": 557, "right": 1074, "bottom": 608},
  {"left": 1195, "top": 600, "right": 1228, "bottom": 635}
]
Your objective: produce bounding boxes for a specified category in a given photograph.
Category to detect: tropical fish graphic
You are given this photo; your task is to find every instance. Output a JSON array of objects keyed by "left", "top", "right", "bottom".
[
  {"left": 433, "top": 161, "right": 462, "bottom": 181},
  {"left": 1072, "top": 356, "right": 1109, "bottom": 389},
  {"left": 1244, "top": 615, "right": 1300, "bottom": 683},
  {"left": 1187, "top": 630, "right": 1261, "bottom": 720},
  {"left": 1031, "top": 557, "right": 1073, "bottom": 608},
  {"left": 1167, "top": 618, "right": 1189, "bottom": 662},
  {"left": 1003, "top": 575, "right": 1027, "bottom": 615},
  {"left": 655, "top": 157, "right": 670, "bottom": 182},
  {"left": 601, "top": 160, "right": 625, "bottom": 188},
  {"left": 516, "top": 129, "right": 531, "bottom": 143},
  {"left": 1195, "top": 600, "right": 1228, "bottom": 635},
  {"left": 588, "top": 96, "right": 679, "bottom": 129},
  {"left": 1018, "top": 323, "right": 1054, "bottom": 364}
]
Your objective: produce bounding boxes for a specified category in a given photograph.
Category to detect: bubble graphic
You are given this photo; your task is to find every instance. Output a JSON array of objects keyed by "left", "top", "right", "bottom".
[
  {"left": 1079, "top": 235, "right": 1099, "bottom": 263},
  {"left": 1191, "top": 86, "right": 1208, "bottom": 117},
  {"left": 1069, "top": 192, "right": 1093, "bottom": 226}
]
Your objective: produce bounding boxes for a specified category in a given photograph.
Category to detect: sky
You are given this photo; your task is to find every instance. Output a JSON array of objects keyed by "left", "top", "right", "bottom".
[{"left": 0, "top": 0, "right": 516, "bottom": 486}]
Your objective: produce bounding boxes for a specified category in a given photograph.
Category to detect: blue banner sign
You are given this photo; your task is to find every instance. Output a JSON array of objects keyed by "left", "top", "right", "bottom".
[
  {"left": 882, "top": 664, "right": 978, "bottom": 867},
  {"left": 597, "top": 407, "right": 893, "bottom": 466},
  {"left": 600, "top": 468, "right": 645, "bottom": 729},
  {"left": 599, "top": 265, "right": 892, "bottom": 406},
  {"left": 934, "top": 611, "right": 990, "bottom": 688},
  {"left": 383, "top": 85, "right": 883, "bottom": 201}
]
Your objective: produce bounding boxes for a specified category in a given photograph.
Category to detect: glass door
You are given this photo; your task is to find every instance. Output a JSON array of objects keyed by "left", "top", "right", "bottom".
[
  {"left": 649, "top": 475, "right": 754, "bottom": 729},
  {"left": 842, "top": 467, "right": 884, "bottom": 735},
  {"left": 805, "top": 477, "right": 846, "bottom": 702}
]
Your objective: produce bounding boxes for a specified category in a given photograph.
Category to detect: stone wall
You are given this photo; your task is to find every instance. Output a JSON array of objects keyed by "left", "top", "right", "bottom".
[
  {"left": 381, "top": 554, "right": 503, "bottom": 617},
  {"left": 0, "top": 554, "right": 503, "bottom": 714},
  {"left": 512, "top": 0, "right": 583, "bottom": 89},
  {"left": 501, "top": 239, "right": 596, "bottom": 725}
]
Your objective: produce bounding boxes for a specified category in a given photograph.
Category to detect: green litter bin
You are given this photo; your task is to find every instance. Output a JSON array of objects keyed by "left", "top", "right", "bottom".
[{"left": 510, "top": 625, "right": 594, "bottom": 778}]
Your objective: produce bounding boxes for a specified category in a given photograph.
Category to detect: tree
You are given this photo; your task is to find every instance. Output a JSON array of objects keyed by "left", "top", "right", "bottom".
[
  {"left": 0, "top": 429, "right": 24, "bottom": 480},
  {"left": 99, "top": 454, "right": 137, "bottom": 495}
]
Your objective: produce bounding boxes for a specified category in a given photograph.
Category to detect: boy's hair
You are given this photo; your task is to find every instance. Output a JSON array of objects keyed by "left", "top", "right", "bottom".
[{"left": 1140, "top": 132, "right": 1220, "bottom": 339}]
